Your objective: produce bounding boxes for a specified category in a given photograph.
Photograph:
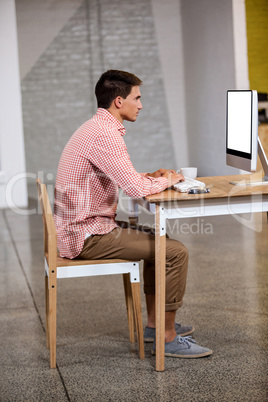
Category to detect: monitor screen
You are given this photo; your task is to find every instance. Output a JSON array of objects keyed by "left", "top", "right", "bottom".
[
  {"left": 227, "top": 91, "right": 252, "bottom": 157},
  {"left": 226, "top": 90, "right": 258, "bottom": 172}
]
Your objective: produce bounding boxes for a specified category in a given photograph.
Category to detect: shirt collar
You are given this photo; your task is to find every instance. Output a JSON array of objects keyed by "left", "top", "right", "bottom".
[{"left": 96, "top": 108, "right": 126, "bottom": 136}]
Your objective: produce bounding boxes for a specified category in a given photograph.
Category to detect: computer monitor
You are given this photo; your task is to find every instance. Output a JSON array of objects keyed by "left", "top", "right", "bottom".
[
  {"left": 226, "top": 90, "right": 258, "bottom": 171},
  {"left": 226, "top": 89, "right": 268, "bottom": 185}
]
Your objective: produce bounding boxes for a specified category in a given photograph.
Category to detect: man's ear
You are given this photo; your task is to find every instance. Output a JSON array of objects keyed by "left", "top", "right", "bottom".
[{"left": 114, "top": 96, "right": 123, "bottom": 109}]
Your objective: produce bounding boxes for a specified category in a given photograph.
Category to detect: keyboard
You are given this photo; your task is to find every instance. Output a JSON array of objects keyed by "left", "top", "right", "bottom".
[{"left": 173, "top": 177, "right": 206, "bottom": 193}]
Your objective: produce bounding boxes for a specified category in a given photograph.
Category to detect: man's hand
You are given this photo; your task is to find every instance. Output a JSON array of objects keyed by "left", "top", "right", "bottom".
[
  {"left": 145, "top": 169, "right": 184, "bottom": 187},
  {"left": 162, "top": 171, "right": 184, "bottom": 187},
  {"left": 145, "top": 169, "right": 176, "bottom": 178}
]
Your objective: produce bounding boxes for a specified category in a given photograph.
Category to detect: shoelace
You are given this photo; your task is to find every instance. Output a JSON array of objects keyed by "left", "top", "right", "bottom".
[{"left": 177, "top": 335, "right": 196, "bottom": 346}]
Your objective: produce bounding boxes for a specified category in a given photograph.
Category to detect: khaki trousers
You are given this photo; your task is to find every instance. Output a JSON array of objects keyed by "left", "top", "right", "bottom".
[{"left": 77, "top": 222, "right": 188, "bottom": 312}]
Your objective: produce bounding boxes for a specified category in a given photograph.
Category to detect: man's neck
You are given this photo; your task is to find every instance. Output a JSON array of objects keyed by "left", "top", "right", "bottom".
[{"left": 107, "top": 106, "right": 123, "bottom": 124}]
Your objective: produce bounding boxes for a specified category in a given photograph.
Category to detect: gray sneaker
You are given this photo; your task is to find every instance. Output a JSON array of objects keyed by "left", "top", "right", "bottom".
[
  {"left": 144, "top": 322, "right": 194, "bottom": 342},
  {"left": 152, "top": 335, "right": 212, "bottom": 358}
]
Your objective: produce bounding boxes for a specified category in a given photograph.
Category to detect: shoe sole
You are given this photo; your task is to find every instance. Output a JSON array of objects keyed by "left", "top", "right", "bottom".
[
  {"left": 144, "top": 337, "right": 155, "bottom": 343},
  {"left": 144, "top": 327, "right": 195, "bottom": 343},
  {"left": 152, "top": 349, "right": 213, "bottom": 358}
]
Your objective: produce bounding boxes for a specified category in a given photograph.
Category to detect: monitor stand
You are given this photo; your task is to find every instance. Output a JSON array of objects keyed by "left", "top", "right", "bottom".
[{"left": 230, "top": 138, "right": 268, "bottom": 186}]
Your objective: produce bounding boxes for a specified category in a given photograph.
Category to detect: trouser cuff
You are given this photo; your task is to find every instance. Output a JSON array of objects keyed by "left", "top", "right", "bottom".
[{"left": 165, "top": 300, "right": 183, "bottom": 312}]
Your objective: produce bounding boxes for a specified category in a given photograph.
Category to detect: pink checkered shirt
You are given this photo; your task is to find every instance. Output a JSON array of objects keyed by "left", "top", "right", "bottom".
[{"left": 54, "top": 108, "right": 168, "bottom": 258}]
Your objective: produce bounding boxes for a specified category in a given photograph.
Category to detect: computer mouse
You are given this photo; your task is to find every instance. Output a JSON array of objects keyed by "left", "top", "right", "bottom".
[{"left": 187, "top": 187, "right": 210, "bottom": 194}]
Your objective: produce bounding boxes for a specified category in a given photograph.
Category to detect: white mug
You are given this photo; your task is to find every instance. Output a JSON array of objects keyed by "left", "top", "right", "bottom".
[{"left": 179, "top": 167, "right": 197, "bottom": 179}]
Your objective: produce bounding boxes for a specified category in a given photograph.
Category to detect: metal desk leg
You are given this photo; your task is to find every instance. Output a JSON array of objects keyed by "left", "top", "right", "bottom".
[{"left": 155, "top": 204, "right": 166, "bottom": 371}]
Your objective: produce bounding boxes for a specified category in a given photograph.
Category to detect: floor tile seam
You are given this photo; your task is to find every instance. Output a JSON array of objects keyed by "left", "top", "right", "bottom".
[
  {"left": 9, "top": 236, "right": 44, "bottom": 243},
  {"left": 3, "top": 210, "right": 45, "bottom": 329},
  {"left": 185, "top": 285, "right": 268, "bottom": 294},
  {"left": 0, "top": 239, "right": 13, "bottom": 244},
  {"left": 184, "top": 303, "right": 268, "bottom": 317},
  {"left": 0, "top": 305, "right": 37, "bottom": 312},
  {"left": 3, "top": 210, "right": 71, "bottom": 401},
  {"left": 210, "top": 305, "right": 268, "bottom": 316}
]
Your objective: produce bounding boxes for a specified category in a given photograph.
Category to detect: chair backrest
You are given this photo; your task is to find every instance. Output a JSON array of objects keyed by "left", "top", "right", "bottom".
[{"left": 36, "top": 179, "right": 57, "bottom": 269}]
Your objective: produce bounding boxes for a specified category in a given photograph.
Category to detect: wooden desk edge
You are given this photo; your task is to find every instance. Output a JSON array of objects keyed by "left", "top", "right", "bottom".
[{"left": 145, "top": 174, "right": 268, "bottom": 203}]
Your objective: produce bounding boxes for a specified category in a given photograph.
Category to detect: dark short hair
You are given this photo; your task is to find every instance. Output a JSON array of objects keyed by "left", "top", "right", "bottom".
[{"left": 95, "top": 70, "right": 142, "bottom": 109}]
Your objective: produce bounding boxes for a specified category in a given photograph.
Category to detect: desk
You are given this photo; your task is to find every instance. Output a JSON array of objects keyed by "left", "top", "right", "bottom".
[{"left": 131, "top": 174, "right": 268, "bottom": 371}]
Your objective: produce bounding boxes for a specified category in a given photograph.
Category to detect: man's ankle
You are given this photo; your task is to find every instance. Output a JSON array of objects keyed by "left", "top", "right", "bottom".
[{"left": 165, "top": 330, "right": 177, "bottom": 343}]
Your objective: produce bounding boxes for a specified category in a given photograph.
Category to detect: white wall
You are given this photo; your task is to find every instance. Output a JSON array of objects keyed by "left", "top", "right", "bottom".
[
  {"left": 181, "top": 0, "right": 242, "bottom": 177},
  {"left": 0, "top": 0, "right": 27, "bottom": 209},
  {"left": 153, "top": 0, "right": 249, "bottom": 177},
  {"left": 151, "top": 0, "right": 188, "bottom": 170},
  {"left": 232, "top": 0, "right": 250, "bottom": 90},
  {"left": 16, "top": 0, "right": 83, "bottom": 79}
]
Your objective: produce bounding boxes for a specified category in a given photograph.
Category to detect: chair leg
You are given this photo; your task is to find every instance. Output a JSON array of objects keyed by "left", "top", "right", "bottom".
[
  {"left": 131, "top": 282, "right": 145, "bottom": 360},
  {"left": 45, "top": 275, "right": 50, "bottom": 349},
  {"left": 49, "top": 286, "right": 57, "bottom": 369},
  {"left": 123, "top": 274, "right": 135, "bottom": 343}
]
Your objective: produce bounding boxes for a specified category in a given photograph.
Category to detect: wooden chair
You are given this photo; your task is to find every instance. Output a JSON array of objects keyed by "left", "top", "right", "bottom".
[{"left": 36, "top": 179, "right": 144, "bottom": 368}]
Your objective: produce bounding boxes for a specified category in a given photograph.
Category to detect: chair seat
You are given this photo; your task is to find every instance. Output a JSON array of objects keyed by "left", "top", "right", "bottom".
[
  {"left": 44, "top": 252, "right": 141, "bottom": 282},
  {"left": 56, "top": 252, "right": 137, "bottom": 267}
]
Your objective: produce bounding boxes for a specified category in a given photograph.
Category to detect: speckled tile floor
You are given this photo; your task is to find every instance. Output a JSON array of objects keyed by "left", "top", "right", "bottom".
[{"left": 0, "top": 188, "right": 268, "bottom": 401}]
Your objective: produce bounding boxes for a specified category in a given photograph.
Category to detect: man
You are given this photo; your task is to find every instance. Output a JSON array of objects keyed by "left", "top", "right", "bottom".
[{"left": 54, "top": 70, "right": 212, "bottom": 358}]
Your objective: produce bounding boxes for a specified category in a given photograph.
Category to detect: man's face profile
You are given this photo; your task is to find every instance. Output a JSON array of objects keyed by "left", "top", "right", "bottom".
[{"left": 119, "top": 86, "right": 143, "bottom": 122}]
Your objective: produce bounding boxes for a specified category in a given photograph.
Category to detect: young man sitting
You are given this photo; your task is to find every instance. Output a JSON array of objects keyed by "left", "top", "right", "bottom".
[{"left": 54, "top": 69, "right": 212, "bottom": 358}]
